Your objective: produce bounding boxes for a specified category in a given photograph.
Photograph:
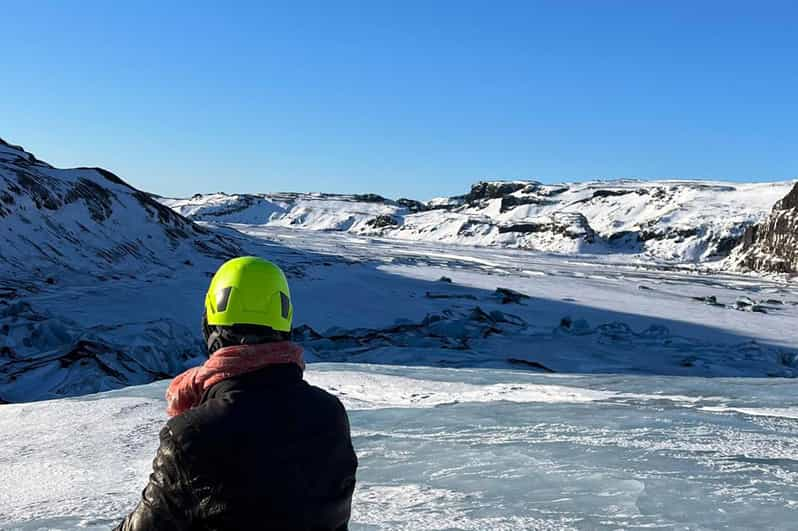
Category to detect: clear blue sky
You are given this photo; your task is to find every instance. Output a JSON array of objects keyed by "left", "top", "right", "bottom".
[{"left": 1, "top": 1, "right": 796, "bottom": 199}]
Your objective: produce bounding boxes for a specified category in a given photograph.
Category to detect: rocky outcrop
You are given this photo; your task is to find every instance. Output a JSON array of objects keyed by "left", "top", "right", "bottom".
[
  {"left": 366, "top": 214, "right": 400, "bottom": 229},
  {"left": 0, "top": 137, "right": 239, "bottom": 281},
  {"left": 733, "top": 183, "right": 798, "bottom": 274},
  {"left": 396, "top": 198, "right": 427, "bottom": 213},
  {"left": 461, "top": 181, "right": 532, "bottom": 204},
  {"left": 167, "top": 177, "right": 793, "bottom": 266},
  {"left": 0, "top": 137, "right": 248, "bottom": 403},
  {"left": 499, "top": 212, "right": 597, "bottom": 243}
]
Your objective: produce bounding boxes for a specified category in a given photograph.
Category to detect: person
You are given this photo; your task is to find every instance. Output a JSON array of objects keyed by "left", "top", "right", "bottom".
[{"left": 116, "top": 256, "right": 358, "bottom": 530}]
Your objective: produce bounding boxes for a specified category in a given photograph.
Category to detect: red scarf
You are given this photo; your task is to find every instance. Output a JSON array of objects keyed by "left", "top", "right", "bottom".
[{"left": 166, "top": 341, "right": 305, "bottom": 417}]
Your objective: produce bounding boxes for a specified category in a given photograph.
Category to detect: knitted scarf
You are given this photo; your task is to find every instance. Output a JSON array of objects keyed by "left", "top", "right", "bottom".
[{"left": 166, "top": 341, "right": 305, "bottom": 417}]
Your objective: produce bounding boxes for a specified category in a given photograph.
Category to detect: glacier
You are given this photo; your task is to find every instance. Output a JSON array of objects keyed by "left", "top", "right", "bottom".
[
  {"left": 2, "top": 364, "right": 798, "bottom": 530},
  {"left": 3, "top": 137, "right": 798, "bottom": 529},
  {"left": 3, "top": 224, "right": 798, "bottom": 529}
]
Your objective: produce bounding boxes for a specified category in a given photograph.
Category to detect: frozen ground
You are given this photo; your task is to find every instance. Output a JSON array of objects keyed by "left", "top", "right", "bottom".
[
  {"left": 4, "top": 139, "right": 798, "bottom": 528},
  {"left": 2, "top": 363, "right": 798, "bottom": 530},
  {"left": 4, "top": 223, "right": 797, "bottom": 402},
  {"left": 243, "top": 225, "right": 798, "bottom": 377},
  {"left": 3, "top": 224, "right": 798, "bottom": 529}
]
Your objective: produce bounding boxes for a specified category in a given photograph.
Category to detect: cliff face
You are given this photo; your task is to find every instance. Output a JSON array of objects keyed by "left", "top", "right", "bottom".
[{"left": 734, "top": 183, "right": 798, "bottom": 274}]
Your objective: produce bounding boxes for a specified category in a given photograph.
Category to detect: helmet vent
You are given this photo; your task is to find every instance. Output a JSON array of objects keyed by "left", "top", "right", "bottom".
[
  {"left": 215, "top": 287, "right": 232, "bottom": 312},
  {"left": 280, "top": 292, "right": 290, "bottom": 319}
]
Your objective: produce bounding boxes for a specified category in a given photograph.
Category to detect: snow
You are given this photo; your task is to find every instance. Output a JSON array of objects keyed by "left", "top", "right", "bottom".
[
  {"left": 162, "top": 179, "right": 796, "bottom": 264},
  {"left": 3, "top": 224, "right": 797, "bottom": 528},
  {"left": 3, "top": 365, "right": 798, "bottom": 530},
  {"left": 3, "top": 139, "right": 798, "bottom": 529},
  {"left": 5, "top": 220, "right": 798, "bottom": 402}
]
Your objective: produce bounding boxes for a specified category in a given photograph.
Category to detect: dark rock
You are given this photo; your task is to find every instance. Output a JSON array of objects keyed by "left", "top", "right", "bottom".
[
  {"left": 438, "top": 276, "right": 453, "bottom": 283},
  {"left": 353, "top": 193, "right": 388, "bottom": 204},
  {"left": 457, "top": 218, "right": 491, "bottom": 237},
  {"left": 462, "top": 181, "right": 529, "bottom": 204},
  {"left": 494, "top": 287, "right": 529, "bottom": 304},
  {"left": 396, "top": 198, "right": 427, "bottom": 212},
  {"left": 507, "top": 358, "right": 555, "bottom": 372},
  {"left": 292, "top": 324, "right": 323, "bottom": 341},
  {"left": 735, "top": 296, "right": 755, "bottom": 308},
  {"left": 712, "top": 235, "right": 742, "bottom": 257},
  {"left": 693, "top": 295, "right": 722, "bottom": 307},
  {"left": 499, "top": 212, "right": 597, "bottom": 242},
  {"left": 63, "top": 178, "right": 116, "bottom": 222},
  {"left": 366, "top": 215, "right": 400, "bottom": 229},
  {"left": 425, "top": 292, "right": 478, "bottom": 300},
  {"left": 736, "top": 183, "right": 798, "bottom": 274},
  {"left": 592, "top": 189, "right": 634, "bottom": 199},
  {"left": 639, "top": 226, "right": 700, "bottom": 242},
  {"left": 608, "top": 230, "right": 641, "bottom": 242},
  {"left": 558, "top": 316, "right": 592, "bottom": 335},
  {"left": 499, "top": 195, "right": 555, "bottom": 213},
  {"left": 295, "top": 306, "right": 527, "bottom": 355}
]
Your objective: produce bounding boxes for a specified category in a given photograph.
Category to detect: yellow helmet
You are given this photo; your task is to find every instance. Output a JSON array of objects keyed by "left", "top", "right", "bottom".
[{"left": 204, "top": 256, "right": 293, "bottom": 332}]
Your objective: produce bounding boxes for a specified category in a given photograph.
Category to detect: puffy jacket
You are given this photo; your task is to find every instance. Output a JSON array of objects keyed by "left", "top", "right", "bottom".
[{"left": 116, "top": 364, "right": 358, "bottom": 530}]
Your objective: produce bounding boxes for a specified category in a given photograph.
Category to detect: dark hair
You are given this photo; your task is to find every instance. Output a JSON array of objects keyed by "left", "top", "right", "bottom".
[{"left": 202, "top": 313, "right": 291, "bottom": 355}]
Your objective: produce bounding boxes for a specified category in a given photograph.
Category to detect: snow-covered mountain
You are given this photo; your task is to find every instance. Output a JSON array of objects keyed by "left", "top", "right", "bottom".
[
  {"left": 163, "top": 179, "right": 795, "bottom": 264},
  {"left": 0, "top": 138, "right": 237, "bottom": 280},
  {"left": 729, "top": 183, "right": 798, "bottom": 274},
  {"left": 0, "top": 138, "right": 240, "bottom": 401},
  {"left": 2, "top": 135, "right": 796, "bottom": 404}
]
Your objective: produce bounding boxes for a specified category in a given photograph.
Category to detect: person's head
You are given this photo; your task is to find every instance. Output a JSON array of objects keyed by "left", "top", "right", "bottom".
[{"left": 202, "top": 256, "right": 293, "bottom": 355}]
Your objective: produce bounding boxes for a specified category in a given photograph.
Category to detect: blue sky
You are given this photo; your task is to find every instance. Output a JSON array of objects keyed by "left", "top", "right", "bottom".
[{"left": 1, "top": 1, "right": 796, "bottom": 199}]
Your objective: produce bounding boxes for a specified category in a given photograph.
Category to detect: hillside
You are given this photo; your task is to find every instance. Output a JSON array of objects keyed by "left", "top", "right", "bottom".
[
  {"left": 0, "top": 138, "right": 236, "bottom": 281},
  {"left": 2, "top": 136, "right": 796, "bottom": 403},
  {"left": 164, "top": 179, "right": 795, "bottom": 264},
  {"left": 0, "top": 138, "right": 239, "bottom": 401},
  {"left": 729, "top": 183, "right": 798, "bottom": 275}
]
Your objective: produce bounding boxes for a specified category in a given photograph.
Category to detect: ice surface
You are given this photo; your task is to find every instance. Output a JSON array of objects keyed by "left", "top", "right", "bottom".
[
  {"left": 2, "top": 364, "right": 798, "bottom": 530},
  {"left": 3, "top": 142, "right": 798, "bottom": 529},
  {"left": 5, "top": 222, "right": 798, "bottom": 402}
]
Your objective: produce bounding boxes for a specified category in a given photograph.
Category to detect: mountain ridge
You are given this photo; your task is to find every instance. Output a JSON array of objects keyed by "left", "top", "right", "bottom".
[{"left": 164, "top": 178, "right": 796, "bottom": 266}]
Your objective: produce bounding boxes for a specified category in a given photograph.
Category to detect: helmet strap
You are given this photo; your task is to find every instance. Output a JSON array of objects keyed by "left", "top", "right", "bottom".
[{"left": 206, "top": 328, "right": 223, "bottom": 355}]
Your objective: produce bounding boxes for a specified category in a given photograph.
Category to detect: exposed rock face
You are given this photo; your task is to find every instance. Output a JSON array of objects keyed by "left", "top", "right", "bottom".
[
  {"left": 461, "top": 181, "right": 530, "bottom": 204},
  {"left": 499, "top": 212, "right": 597, "bottom": 243},
  {"left": 0, "top": 137, "right": 238, "bottom": 281},
  {"left": 167, "top": 176, "right": 793, "bottom": 264},
  {"left": 733, "top": 183, "right": 798, "bottom": 274},
  {"left": 366, "top": 214, "right": 400, "bottom": 229},
  {"left": 0, "top": 137, "right": 245, "bottom": 403},
  {"left": 396, "top": 198, "right": 427, "bottom": 213}
]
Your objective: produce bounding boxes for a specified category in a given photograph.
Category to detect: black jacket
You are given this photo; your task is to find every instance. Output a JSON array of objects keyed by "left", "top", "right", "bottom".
[{"left": 116, "top": 364, "right": 358, "bottom": 531}]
